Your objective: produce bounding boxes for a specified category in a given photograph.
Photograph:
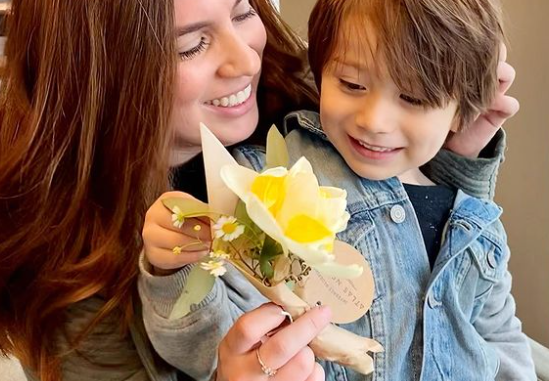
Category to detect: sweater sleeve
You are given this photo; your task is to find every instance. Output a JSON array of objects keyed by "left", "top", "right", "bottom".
[
  {"left": 138, "top": 254, "right": 266, "bottom": 381},
  {"left": 422, "top": 129, "right": 506, "bottom": 200}
]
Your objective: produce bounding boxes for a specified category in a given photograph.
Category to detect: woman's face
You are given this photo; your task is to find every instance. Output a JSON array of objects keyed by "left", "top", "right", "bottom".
[{"left": 171, "top": 0, "right": 267, "bottom": 164}]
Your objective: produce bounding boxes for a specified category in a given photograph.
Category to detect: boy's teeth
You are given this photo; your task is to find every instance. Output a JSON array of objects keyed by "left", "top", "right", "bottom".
[
  {"left": 357, "top": 140, "right": 394, "bottom": 152},
  {"left": 208, "top": 85, "right": 252, "bottom": 108}
]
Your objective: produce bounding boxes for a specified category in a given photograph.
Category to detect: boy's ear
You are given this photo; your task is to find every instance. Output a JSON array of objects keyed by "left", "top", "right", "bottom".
[{"left": 450, "top": 114, "right": 461, "bottom": 133}]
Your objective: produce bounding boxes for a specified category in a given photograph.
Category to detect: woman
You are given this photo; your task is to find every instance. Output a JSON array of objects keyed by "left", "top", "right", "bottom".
[{"left": 0, "top": 1, "right": 517, "bottom": 381}]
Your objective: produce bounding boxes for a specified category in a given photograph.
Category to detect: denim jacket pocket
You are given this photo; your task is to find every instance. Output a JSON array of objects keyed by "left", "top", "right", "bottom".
[{"left": 467, "top": 236, "right": 507, "bottom": 302}]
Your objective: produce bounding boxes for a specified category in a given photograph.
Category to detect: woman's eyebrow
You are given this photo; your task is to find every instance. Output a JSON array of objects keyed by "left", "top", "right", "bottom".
[{"left": 176, "top": 0, "right": 243, "bottom": 37}]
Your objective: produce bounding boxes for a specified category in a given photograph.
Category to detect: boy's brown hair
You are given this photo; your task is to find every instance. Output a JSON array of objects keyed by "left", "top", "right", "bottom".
[{"left": 308, "top": 0, "right": 504, "bottom": 130}]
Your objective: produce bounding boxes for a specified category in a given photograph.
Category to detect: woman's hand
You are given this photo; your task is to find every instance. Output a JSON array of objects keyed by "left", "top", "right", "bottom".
[
  {"left": 217, "top": 303, "right": 331, "bottom": 381},
  {"left": 445, "top": 43, "right": 520, "bottom": 158},
  {"left": 142, "top": 191, "right": 212, "bottom": 273}
]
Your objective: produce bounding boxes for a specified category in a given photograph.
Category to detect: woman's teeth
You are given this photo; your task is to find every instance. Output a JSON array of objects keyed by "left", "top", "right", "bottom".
[
  {"left": 357, "top": 140, "right": 395, "bottom": 152},
  {"left": 207, "top": 84, "right": 252, "bottom": 108}
]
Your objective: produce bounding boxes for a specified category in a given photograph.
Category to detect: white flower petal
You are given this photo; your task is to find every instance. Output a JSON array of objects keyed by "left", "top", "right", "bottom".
[
  {"left": 260, "top": 166, "right": 289, "bottom": 177},
  {"left": 278, "top": 171, "right": 321, "bottom": 230},
  {"left": 220, "top": 164, "right": 260, "bottom": 202},
  {"left": 289, "top": 157, "right": 314, "bottom": 176},
  {"left": 284, "top": 238, "right": 335, "bottom": 265},
  {"left": 246, "top": 194, "right": 288, "bottom": 254}
]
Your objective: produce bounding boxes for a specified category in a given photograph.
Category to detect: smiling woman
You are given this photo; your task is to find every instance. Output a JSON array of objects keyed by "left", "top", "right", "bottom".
[
  {"left": 0, "top": 0, "right": 318, "bottom": 380},
  {"left": 170, "top": 0, "right": 266, "bottom": 160}
]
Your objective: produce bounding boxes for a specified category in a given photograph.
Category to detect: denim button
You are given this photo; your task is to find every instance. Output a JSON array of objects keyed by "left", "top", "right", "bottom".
[
  {"left": 390, "top": 205, "right": 406, "bottom": 224},
  {"left": 487, "top": 250, "right": 498, "bottom": 269},
  {"left": 427, "top": 293, "right": 442, "bottom": 308}
]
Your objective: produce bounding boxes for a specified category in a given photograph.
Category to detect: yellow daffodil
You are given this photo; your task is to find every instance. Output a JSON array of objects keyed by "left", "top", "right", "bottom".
[{"left": 221, "top": 157, "right": 362, "bottom": 278}]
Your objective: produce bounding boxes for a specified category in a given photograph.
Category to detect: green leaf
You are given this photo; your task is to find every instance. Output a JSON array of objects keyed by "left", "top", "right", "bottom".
[
  {"left": 162, "top": 197, "right": 215, "bottom": 218},
  {"left": 234, "top": 200, "right": 262, "bottom": 236},
  {"left": 169, "top": 264, "right": 215, "bottom": 320},
  {"left": 259, "top": 235, "right": 283, "bottom": 279},
  {"left": 266, "top": 125, "right": 289, "bottom": 169}
]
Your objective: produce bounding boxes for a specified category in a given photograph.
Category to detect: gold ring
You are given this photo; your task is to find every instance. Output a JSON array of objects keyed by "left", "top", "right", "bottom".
[{"left": 256, "top": 347, "right": 277, "bottom": 377}]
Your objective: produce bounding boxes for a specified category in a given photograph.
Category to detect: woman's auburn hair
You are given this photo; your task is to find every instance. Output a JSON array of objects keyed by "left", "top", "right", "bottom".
[{"left": 0, "top": 0, "right": 317, "bottom": 380}]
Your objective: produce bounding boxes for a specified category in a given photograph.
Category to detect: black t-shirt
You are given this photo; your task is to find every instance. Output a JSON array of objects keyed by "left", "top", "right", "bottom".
[
  {"left": 403, "top": 183, "right": 457, "bottom": 269},
  {"left": 171, "top": 153, "right": 208, "bottom": 202}
]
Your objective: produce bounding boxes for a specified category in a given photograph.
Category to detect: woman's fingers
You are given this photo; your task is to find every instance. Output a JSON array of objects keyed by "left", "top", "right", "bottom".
[
  {"left": 217, "top": 305, "right": 331, "bottom": 381},
  {"left": 223, "top": 303, "right": 287, "bottom": 354},
  {"left": 271, "top": 346, "right": 316, "bottom": 381},
  {"left": 303, "top": 362, "right": 326, "bottom": 381},
  {"left": 258, "top": 306, "right": 331, "bottom": 371}
]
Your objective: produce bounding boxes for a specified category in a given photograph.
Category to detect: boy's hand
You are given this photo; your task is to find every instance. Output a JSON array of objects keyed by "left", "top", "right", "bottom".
[
  {"left": 142, "top": 191, "right": 212, "bottom": 273},
  {"left": 445, "top": 43, "right": 520, "bottom": 158}
]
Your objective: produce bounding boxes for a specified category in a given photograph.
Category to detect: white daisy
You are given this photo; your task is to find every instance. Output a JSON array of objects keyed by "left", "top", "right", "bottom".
[
  {"left": 209, "top": 250, "right": 230, "bottom": 260},
  {"left": 213, "top": 216, "right": 245, "bottom": 242},
  {"left": 171, "top": 206, "right": 185, "bottom": 229},
  {"left": 200, "top": 260, "right": 227, "bottom": 277}
]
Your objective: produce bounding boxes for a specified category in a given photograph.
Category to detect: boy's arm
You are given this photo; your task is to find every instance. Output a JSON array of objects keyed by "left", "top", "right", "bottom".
[
  {"left": 422, "top": 129, "right": 506, "bottom": 200},
  {"left": 138, "top": 255, "right": 266, "bottom": 381},
  {"left": 138, "top": 145, "right": 270, "bottom": 381},
  {"left": 473, "top": 247, "right": 536, "bottom": 381}
]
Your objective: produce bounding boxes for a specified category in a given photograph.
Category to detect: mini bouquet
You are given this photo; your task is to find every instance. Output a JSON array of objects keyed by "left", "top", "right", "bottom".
[{"left": 164, "top": 124, "right": 383, "bottom": 375}]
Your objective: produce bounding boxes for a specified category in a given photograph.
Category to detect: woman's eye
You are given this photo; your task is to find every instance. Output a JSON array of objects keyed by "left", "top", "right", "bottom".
[
  {"left": 233, "top": 7, "right": 257, "bottom": 23},
  {"left": 179, "top": 38, "right": 210, "bottom": 61},
  {"left": 400, "top": 94, "right": 424, "bottom": 106},
  {"left": 339, "top": 79, "right": 366, "bottom": 91}
]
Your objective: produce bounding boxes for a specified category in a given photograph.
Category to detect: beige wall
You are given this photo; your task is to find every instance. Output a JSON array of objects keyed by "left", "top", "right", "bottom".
[
  {"left": 497, "top": 0, "right": 549, "bottom": 346},
  {"left": 281, "top": 0, "right": 549, "bottom": 346}
]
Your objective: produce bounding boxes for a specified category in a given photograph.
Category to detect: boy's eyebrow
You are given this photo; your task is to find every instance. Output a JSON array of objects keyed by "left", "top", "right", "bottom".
[
  {"left": 176, "top": 0, "right": 243, "bottom": 36},
  {"left": 332, "top": 57, "right": 365, "bottom": 71}
]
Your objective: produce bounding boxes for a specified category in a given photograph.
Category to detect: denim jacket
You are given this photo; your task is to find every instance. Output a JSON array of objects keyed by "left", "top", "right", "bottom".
[{"left": 236, "top": 110, "right": 535, "bottom": 381}]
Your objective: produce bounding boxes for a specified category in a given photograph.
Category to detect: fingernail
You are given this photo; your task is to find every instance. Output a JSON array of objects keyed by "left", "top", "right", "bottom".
[{"left": 317, "top": 305, "right": 332, "bottom": 319}]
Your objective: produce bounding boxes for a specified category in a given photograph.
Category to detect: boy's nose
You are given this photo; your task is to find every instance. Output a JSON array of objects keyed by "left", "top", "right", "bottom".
[{"left": 355, "top": 94, "right": 396, "bottom": 135}]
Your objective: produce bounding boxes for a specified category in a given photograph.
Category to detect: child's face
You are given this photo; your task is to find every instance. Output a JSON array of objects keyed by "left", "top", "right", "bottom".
[{"left": 320, "top": 39, "right": 458, "bottom": 184}]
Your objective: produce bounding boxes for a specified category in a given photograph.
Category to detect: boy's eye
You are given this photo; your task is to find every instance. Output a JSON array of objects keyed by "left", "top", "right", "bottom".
[
  {"left": 400, "top": 94, "right": 424, "bottom": 106},
  {"left": 339, "top": 79, "right": 366, "bottom": 91}
]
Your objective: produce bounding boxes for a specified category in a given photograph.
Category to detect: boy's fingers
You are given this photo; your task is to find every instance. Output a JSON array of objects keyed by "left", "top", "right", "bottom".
[
  {"left": 145, "top": 246, "right": 210, "bottom": 269},
  {"left": 499, "top": 42, "right": 507, "bottom": 62},
  {"left": 497, "top": 61, "right": 516, "bottom": 93}
]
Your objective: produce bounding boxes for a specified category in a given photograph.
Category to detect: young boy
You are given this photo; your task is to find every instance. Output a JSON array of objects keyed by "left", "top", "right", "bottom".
[{"left": 261, "top": 0, "right": 534, "bottom": 379}]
